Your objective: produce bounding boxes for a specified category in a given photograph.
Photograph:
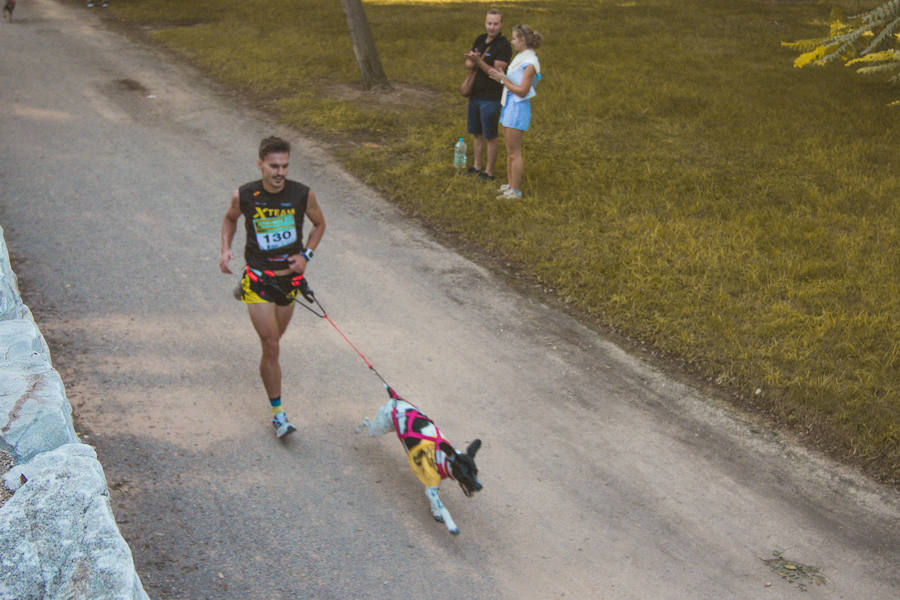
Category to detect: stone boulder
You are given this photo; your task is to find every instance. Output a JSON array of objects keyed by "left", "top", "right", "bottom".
[
  {"left": 0, "top": 234, "right": 29, "bottom": 323},
  {"left": 0, "top": 443, "right": 149, "bottom": 600},
  {"left": 0, "top": 318, "right": 50, "bottom": 364},
  {"left": 0, "top": 360, "right": 78, "bottom": 463}
]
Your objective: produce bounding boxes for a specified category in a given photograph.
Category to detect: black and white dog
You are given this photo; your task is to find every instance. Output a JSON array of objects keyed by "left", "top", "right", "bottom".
[{"left": 357, "top": 386, "right": 482, "bottom": 535}]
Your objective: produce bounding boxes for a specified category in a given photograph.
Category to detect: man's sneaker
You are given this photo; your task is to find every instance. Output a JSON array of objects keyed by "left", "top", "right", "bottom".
[
  {"left": 466, "top": 167, "right": 481, "bottom": 175},
  {"left": 272, "top": 412, "right": 297, "bottom": 438},
  {"left": 478, "top": 172, "right": 495, "bottom": 181},
  {"left": 497, "top": 188, "right": 523, "bottom": 199}
]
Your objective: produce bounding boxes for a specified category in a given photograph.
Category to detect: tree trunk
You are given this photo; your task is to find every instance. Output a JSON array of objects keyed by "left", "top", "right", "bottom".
[{"left": 340, "top": 0, "right": 391, "bottom": 91}]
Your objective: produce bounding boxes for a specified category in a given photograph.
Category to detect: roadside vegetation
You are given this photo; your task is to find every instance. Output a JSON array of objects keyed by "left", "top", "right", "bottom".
[{"left": 101, "top": 0, "right": 898, "bottom": 484}]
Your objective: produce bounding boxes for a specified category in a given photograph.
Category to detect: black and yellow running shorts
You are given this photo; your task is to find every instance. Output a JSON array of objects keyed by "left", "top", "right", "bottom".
[{"left": 240, "top": 266, "right": 304, "bottom": 306}]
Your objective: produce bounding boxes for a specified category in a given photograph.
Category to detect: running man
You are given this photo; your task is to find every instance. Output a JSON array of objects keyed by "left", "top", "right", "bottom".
[{"left": 219, "top": 136, "right": 326, "bottom": 438}]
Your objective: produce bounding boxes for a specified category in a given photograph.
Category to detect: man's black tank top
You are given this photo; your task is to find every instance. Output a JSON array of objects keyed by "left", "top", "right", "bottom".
[{"left": 239, "top": 179, "right": 309, "bottom": 271}]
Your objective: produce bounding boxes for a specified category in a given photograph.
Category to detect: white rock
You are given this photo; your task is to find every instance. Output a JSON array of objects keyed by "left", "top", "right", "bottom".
[
  {"left": 0, "top": 226, "right": 147, "bottom": 600},
  {"left": 0, "top": 231, "right": 28, "bottom": 322},
  {"left": 0, "top": 444, "right": 149, "bottom": 600},
  {"left": 0, "top": 363, "right": 78, "bottom": 463},
  {"left": 0, "top": 277, "right": 26, "bottom": 322},
  {"left": 0, "top": 319, "right": 51, "bottom": 365}
]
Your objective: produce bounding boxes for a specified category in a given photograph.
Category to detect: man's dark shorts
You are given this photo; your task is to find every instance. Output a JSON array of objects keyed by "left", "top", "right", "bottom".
[{"left": 467, "top": 98, "right": 501, "bottom": 140}]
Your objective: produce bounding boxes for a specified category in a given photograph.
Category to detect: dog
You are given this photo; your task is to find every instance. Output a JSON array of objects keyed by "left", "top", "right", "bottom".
[
  {"left": 357, "top": 386, "right": 482, "bottom": 534},
  {"left": 2, "top": 0, "right": 15, "bottom": 23}
]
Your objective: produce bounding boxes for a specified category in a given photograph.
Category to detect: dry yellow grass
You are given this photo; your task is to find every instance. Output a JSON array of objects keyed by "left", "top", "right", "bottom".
[{"left": 106, "top": 0, "right": 899, "bottom": 484}]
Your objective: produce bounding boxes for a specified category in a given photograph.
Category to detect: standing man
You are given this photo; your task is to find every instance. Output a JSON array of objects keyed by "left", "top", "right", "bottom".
[
  {"left": 464, "top": 9, "right": 511, "bottom": 181},
  {"left": 219, "top": 136, "right": 326, "bottom": 438}
]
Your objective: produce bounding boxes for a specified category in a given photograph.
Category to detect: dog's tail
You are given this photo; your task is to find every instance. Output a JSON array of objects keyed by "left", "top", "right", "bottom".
[
  {"left": 355, "top": 417, "right": 373, "bottom": 434},
  {"left": 355, "top": 385, "right": 402, "bottom": 435}
]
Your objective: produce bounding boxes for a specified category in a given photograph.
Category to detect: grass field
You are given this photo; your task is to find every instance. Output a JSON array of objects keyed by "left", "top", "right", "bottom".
[{"left": 102, "top": 0, "right": 899, "bottom": 484}]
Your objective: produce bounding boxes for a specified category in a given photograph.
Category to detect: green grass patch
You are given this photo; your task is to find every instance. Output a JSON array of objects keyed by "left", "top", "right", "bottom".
[{"left": 106, "top": 0, "right": 899, "bottom": 484}]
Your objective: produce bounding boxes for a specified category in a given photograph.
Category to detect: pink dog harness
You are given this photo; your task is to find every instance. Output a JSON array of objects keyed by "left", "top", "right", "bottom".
[{"left": 389, "top": 389, "right": 453, "bottom": 483}]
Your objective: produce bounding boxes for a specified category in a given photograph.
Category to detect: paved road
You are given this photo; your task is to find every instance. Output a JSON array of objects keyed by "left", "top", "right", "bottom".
[{"left": 1, "top": 2, "right": 898, "bottom": 599}]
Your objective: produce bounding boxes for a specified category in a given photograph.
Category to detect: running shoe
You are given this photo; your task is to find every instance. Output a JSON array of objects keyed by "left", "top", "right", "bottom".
[
  {"left": 272, "top": 412, "right": 297, "bottom": 438},
  {"left": 498, "top": 183, "right": 511, "bottom": 192},
  {"left": 497, "top": 188, "right": 523, "bottom": 199}
]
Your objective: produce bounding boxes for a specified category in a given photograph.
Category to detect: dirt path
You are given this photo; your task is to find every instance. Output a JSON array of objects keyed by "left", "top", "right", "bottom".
[{"left": 1, "top": 1, "right": 897, "bottom": 599}]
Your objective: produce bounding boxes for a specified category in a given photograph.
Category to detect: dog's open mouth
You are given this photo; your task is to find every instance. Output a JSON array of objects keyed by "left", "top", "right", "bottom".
[{"left": 459, "top": 480, "right": 482, "bottom": 497}]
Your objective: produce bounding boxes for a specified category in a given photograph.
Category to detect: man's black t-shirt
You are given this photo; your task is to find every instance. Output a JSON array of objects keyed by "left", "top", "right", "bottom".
[
  {"left": 239, "top": 179, "right": 309, "bottom": 271},
  {"left": 469, "top": 33, "right": 512, "bottom": 101}
]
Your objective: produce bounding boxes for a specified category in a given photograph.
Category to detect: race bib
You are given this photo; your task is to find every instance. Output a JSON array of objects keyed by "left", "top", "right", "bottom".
[{"left": 253, "top": 214, "right": 296, "bottom": 251}]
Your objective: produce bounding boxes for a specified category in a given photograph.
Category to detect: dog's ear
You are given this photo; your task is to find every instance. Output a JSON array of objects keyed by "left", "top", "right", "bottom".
[
  {"left": 466, "top": 439, "right": 481, "bottom": 458},
  {"left": 439, "top": 442, "right": 455, "bottom": 458}
]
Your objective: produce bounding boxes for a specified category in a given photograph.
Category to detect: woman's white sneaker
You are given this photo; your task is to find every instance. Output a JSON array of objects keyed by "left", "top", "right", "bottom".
[{"left": 497, "top": 188, "right": 523, "bottom": 199}]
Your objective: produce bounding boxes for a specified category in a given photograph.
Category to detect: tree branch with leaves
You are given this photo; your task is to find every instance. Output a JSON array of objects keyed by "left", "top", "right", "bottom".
[{"left": 783, "top": 0, "right": 900, "bottom": 95}]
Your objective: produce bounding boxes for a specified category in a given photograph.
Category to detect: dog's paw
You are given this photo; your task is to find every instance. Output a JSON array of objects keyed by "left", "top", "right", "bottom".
[
  {"left": 449, "top": 527, "right": 460, "bottom": 535},
  {"left": 354, "top": 418, "right": 371, "bottom": 434},
  {"left": 432, "top": 513, "right": 444, "bottom": 523}
]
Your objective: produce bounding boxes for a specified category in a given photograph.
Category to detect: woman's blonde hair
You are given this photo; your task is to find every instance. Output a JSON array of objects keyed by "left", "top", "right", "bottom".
[{"left": 513, "top": 24, "right": 543, "bottom": 50}]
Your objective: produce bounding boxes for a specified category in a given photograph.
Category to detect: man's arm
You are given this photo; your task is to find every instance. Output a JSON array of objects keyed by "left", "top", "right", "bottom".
[
  {"left": 466, "top": 50, "right": 506, "bottom": 77},
  {"left": 465, "top": 51, "right": 477, "bottom": 71},
  {"left": 465, "top": 36, "right": 482, "bottom": 69},
  {"left": 468, "top": 37, "right": 510, "bottom": 76},
  {"left": 288, "top": 190, "right": 326, "bottom": 274},
  {"left": 219, "top": 189, "right": 241, "bottom": 274},
  {"left": 495, "top": 39, "right": 512, "bottom": 75}
]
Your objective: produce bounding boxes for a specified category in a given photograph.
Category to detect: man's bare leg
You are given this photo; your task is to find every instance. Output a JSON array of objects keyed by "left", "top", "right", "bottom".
[
  {"left": 485, "top": 137, "right": 499, "bottom": 177},
  {"left": 472, "top": 134, "right": 486, "bottom": 172},
  {"left": 248, "top": 302, "right": 294, "bottom": 397},
  {"left": 247, "top": 302, "right": 297, "bottom": 437}
]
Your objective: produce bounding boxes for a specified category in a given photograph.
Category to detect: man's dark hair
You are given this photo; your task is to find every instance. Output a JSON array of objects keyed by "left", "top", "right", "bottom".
[{"left": 259, "top": 136, "right": 291, "bottom": 159}]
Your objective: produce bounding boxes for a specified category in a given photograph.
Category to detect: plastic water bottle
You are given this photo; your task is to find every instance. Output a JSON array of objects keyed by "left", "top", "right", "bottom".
[{"left": 453, "top": 137, "right": 467, "bottom": 170}]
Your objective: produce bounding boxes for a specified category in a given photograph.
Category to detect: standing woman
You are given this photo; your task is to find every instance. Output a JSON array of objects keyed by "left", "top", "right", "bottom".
[{"left": 489, "top": 24, "right": 543, "bottom": 199}]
